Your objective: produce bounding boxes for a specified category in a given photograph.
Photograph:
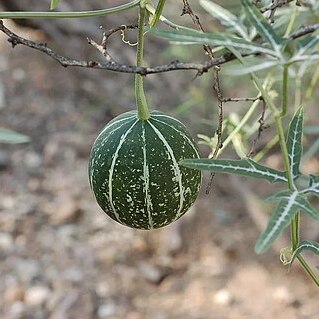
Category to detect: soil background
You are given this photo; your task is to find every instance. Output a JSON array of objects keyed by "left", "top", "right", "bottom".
[{"left": 0, "top": 1, "right": 318, "bottom": 319}]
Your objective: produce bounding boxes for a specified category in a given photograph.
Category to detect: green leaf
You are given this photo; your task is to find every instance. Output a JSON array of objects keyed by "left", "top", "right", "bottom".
[
  {"left": 180, "top": 158, "right": 288, "bottom": 183},
  {"left": 50, "top": 0, "right": 61, "bottom": 10},
  {"left": 255, "top": 192, "right": 299, "bottom": 254},
  {"left": 0, "top": 128, "right": 30, "bottom": 144},
  {"left": 200, "top": 0, "right": 249, "bottom": 40},
  {"left": 290, "top": 240, "right": 319, "bottom": 266},
  {"left": 265, "top": 190, "right": 292, "bottom": 202},
  {"left": 266, "top": 190, "right": 319, "bottom": 219},
  {"left": 150, "top": 28, "right": 278, "bottom": 57},
  {"left": 286, "top": 107, "right": 304, "bottom": 181},
  {"left": 225, "top": 60, "right": 277, "bottom": 75},
  {"left": 295, "top": 35, "right": 319, "bottom": 57},
  {"left": 242, "top": 0, "right": 283, "bottom": 54},
  {"left": 304, "top": 175, "right": 319, "bottom": 197}
]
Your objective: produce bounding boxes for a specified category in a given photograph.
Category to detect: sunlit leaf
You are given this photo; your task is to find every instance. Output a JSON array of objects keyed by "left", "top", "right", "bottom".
[
  {"left": 180, "top": 158, "right": 288, "bottom": 183},
  {"left": 200, "top": 0, "right": 249, "bottom": 40},
  {"left": 255, "top": 192, "right": 299, "bottom": 254},
  {"left": 286, "top": 107, "right": 303, "bottom": 181}
]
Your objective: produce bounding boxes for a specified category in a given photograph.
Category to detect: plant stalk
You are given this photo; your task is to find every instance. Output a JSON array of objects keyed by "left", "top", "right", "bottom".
[
  {"left": 280, "top": 65, "right": 289, "bottom": 117},
  {"left": 0, "top": 0, "right": 140, "bottom": 19},
  {"left": 150, "top": 0, "right": 167, "bottom": 27},
  {"left": 135, "top": 5, "right": 150, "bottom": 120}
]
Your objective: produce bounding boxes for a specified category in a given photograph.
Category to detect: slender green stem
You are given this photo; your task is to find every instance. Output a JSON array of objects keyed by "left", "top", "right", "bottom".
[
  {"left": 297, "top": 255, "right": 319, "bottom": 287},
  {"left": 274, "top": 66, "right": 319, "bottom": 285},
  {"left": 0, "top": 0, "right": 140, "bottom": 19},
  {"left": 280, "top": 65, "right": 289, "bottom": 117},
  {"left": 135, "top": 5, "right": 150, "bottom": 120},
  {"left": 149, "top": 0, "right": 167, "bottom": 27}
]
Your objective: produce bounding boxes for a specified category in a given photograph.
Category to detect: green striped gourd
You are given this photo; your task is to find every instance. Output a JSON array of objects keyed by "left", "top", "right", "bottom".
[{"left": 88, "top": 110, "right": 202, "bottom": 229}]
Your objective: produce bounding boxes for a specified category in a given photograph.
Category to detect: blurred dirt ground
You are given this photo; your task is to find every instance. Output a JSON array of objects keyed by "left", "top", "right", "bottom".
[{"left": 0, "top": 8, "right": 319, "bottom": 319}]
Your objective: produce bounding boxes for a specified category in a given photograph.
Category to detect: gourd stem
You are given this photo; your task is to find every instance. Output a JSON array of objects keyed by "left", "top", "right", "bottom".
[{"left": 135, "top": 5, "right": 150, "bottom": 120}]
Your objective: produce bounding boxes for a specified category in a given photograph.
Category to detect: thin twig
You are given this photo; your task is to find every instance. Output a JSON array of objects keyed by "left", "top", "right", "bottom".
[
  {"left": 0, "top": 20, "right": 255, "bottom": 75},
  {"left": 248, "top": 97, "right": 269, "bottom": 157},
  {"left": 222, "top": 97, "right": 260, "bottom": 103},
  {"left": 181, "top": 0, "right": 224, "bottom": 195},
  {"left": 288, "top": 23, "right": 319, "bottom": 40},
  {"left": 0, "top": 20, "right": 317, "bottom": 75},
  {"left": 0, "top": 20, "right": 251, "bottom": 75}
]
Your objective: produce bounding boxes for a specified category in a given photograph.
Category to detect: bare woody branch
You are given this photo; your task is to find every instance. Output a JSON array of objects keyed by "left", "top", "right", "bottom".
[
  {"left": 0, "top": 19, "right": 240, "bottom": 76},
  {"left": 0, "top": 20, "right": 318, "bottom": 76}
]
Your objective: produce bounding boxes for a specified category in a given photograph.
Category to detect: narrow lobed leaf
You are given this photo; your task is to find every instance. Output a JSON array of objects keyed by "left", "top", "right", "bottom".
[
  {"left": 225, "top": 60, "right": 277, "bottom": 75},
  {"left": 290, "top": 240, "right": 319, "bottom": 267},
  {"left": 180, "top": 158, "right": 288, "bottom": 183},
  {"left": 286, "top": 107, "right": 304, "bottom": 181},
  {"left": 200, "top": 0, "right": 249, "bottom": 40},
  {"left": 255, "top": 192, "right": 299, "bottom": 254},
  {"left": 242, "top": 0, "right": 283, "bottom": 54},
  {"left": 305, "top": 174, "right": 319, "bottom": 197},
  {"left": 150, "top": 28, "right": 278, "bottom": 56},
  {"left": 266, "top": 190, "right": 293, "bottom": 202},
  {"left": 266, "top": 190, "right": 319, "bottom": 219}
]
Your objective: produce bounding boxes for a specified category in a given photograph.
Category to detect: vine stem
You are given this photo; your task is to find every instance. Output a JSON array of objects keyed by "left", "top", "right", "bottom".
[
  {"left": 0, "top": 0, "right": 140, "bottom": 19},
  {"left": 135, "top": 3, "right": 150, "bottom": 120},
  {"left": 274, "top": 66, "right": 318, "bottom": 286},
  {"left": 240, "top": 49, "right": 319, "bottom": 284}
]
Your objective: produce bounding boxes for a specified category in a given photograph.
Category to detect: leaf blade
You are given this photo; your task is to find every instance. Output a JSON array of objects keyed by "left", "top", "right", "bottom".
[
  {"left": 266, "top": 190, "right": 319, "bottom": 219},
  {"left": 180, "top": 158, "right": 288, "bottom": 183},
  {"left": 200, "top": 0, "right": 249, "bottom": 40},
  {"left": 0, "top": 128, "right": 31, "bottom": 144},
  {"left": 242, "top": 0, "right": 282, "bottom": 54},
  {"left": 150, "top": 28, "right": 278, "bottom": 56},
  {"left": 50, "top": 0, "right": 61, "bottom": 10},
  {"left": 255, "top": 192, "right": 299, "bottom": 254},
  {"left": 286, "top": 106, "right": 304, "bottom": 181},
  {"left": 306, "top": 175, "right": 319, "bottom": 197}
]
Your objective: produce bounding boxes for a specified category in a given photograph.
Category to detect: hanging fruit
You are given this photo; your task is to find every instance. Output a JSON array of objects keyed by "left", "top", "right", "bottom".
[{"left": 89, "top": 110, "right": 202, "bottom": 229}]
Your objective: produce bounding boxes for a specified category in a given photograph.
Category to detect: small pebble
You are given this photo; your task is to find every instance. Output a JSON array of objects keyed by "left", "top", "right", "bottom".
[
  {"left": 273, "top": 286, "right": 294, "bottom": 305},
  {"left": 8, "top": 302, "right": 26, "bottom": 319},
  {"left": 138, "top": 262, "right": 162, "bottom": 283},
  {"left": 97, "top": 304, "right": 116, "bottom": 318},
  {"left": 24, "top": 286, "right": 51, "bottom": 306},
  {"left": 213, "top": 289, "right": 233, "bottom": 306},
  {"left": 5, "top": 286, "right": 25, "bottom": 303}
]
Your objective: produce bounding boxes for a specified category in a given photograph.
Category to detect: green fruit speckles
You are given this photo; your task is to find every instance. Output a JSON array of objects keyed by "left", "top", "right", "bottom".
[{"left": 88, "top": 110, "right": 202, "bottom": 229}]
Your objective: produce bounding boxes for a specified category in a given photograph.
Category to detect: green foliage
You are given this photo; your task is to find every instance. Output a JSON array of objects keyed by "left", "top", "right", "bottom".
[
  {"left": 286, "top": 107, "right": 303, "bottom": 181},
  {"left": 50, "top": 0, "right": 61, "bottom": 10},
  {"left": 181, "top": 158, "right": 288, "bottom": 183},
  {"left": 0, "top": 128, "right": 30, "bottom": 144},
  {"left": 290, "top": 240, "right": 319, "bottom": 267}
]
